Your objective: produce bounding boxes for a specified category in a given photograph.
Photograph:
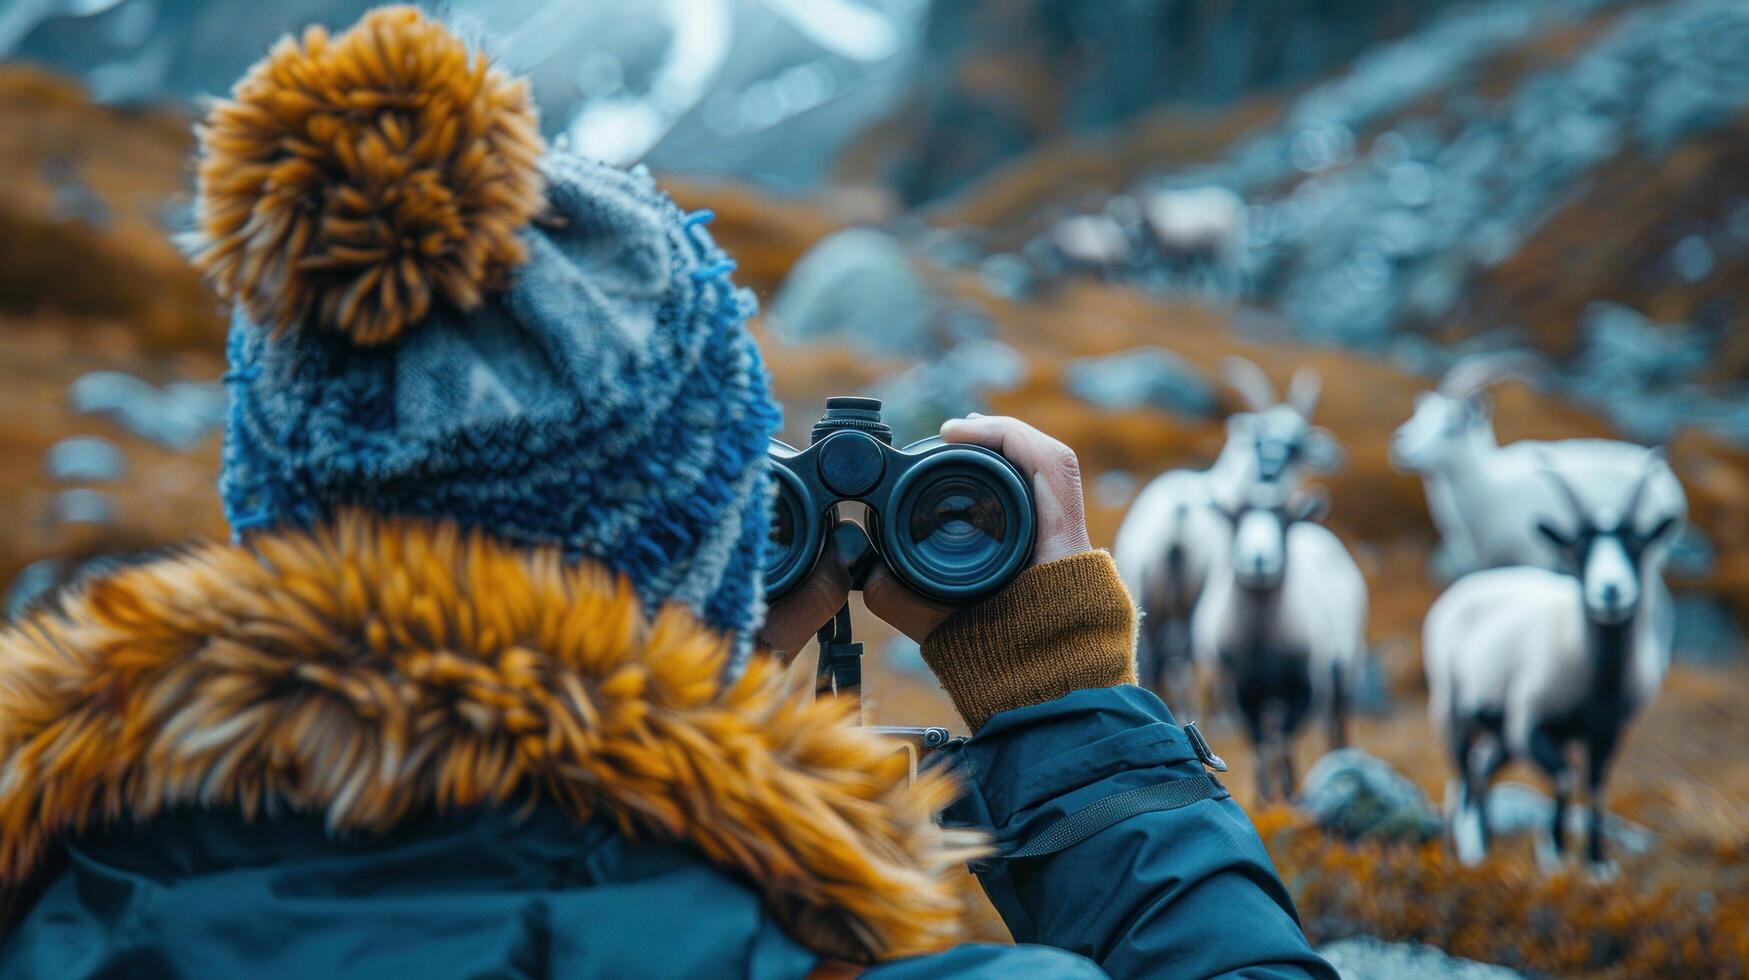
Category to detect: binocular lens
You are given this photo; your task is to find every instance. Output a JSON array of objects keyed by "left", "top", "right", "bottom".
[
  {"left": 763, "top": 470, "right": 816, "bottom": 597},
  {"left": 763, "top": 424, "right": 1033, "bottom": 603},
  {"left": 907, "top": 477, "right": 1009, "bottom": 575},
  {"left": 886, "top": 452, "right": 1033, "bottom": 601},
  {"left": 769, "top": 493, "right": 797, "bottom": 557}
]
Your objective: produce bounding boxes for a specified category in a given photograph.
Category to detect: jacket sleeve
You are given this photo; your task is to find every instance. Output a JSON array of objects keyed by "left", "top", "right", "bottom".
[{"left": 922, "top": 552, "right": 1335, "bottom": 979}]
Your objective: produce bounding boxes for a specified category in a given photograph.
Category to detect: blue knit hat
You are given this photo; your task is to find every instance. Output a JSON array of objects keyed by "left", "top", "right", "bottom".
[{"left": 187, "top": 8, "right": 780, "bottom": 660}]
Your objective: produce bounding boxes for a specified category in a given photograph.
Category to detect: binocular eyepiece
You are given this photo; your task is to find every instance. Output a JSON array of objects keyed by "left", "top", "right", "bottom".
[{"left": 766, "top": 398, "right": 1036, "bottom": 603}]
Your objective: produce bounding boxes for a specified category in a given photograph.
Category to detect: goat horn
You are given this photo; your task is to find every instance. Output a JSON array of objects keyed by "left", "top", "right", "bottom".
[
  {"left": 1222, "top": 356, "right": 1277, "bottom": 412},
  {"left": 1619, "top": 447, "right": 1667, "bottom": 526},
  {"left": 1286, "top": 366, "right": 1322, "bottom": 420},
  {"left": 1535, "top": 451, "right": 1591, "bottom": 529},
  {"left": 1438, "top": 351, "right": 1546, "bottom": 400}
]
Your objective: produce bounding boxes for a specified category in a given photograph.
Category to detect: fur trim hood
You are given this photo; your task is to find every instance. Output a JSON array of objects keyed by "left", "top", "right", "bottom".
[{"left": 0, "top": 515, "right": 981, "bottom": 962}]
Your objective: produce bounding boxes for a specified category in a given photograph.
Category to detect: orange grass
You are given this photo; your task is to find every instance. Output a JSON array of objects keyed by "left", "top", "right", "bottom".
[{"left": 1256, "top": 806, "right": 1749, "bottom": 977}]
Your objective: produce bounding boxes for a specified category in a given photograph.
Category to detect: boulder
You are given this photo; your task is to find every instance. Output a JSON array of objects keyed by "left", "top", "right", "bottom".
[
  {"left": 872, "top": 338, "right": 1028, "bottom": 442},
  {"left": 769, "top": 227, "right": 937, "bottom": 355},
  {"left": 45, "top": 435, "right": 124, "bottom": 483},
  {"left": 4, "top": 558, "right": 62, "bottom": 619},
  {"left": 1297, "top": 748, "right": 1441, "bottom": 843},
  {"left": 1574, "top": 302, "right": 1709, "bottom": 388},
  {"left": 68, "top": 372, "right": 225, "bottom": 451},
  {"left": 1062, "top": 346, "right": 1217, "bottom": 419}
]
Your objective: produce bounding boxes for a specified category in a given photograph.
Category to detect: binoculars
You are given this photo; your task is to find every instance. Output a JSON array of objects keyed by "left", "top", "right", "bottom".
[{"left": 765, "top": 398, "right": 1036, "bottom": 603}]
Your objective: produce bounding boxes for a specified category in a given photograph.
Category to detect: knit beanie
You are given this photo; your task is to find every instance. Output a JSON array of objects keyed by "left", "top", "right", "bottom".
[{"left": 185, "top": 7, "right": 781, "bottom": 666}]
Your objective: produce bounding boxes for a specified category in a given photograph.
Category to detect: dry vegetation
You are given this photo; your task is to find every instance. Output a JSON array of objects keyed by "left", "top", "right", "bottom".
[
  {"left": 0, "top": 67, "right": 227, "bottom": 595},
  {"left": 0, "top": 66, "right": 219, "bottom": 351},
  {"left": 1257, "top": 804, "right": 1749, "bottom": 977}
]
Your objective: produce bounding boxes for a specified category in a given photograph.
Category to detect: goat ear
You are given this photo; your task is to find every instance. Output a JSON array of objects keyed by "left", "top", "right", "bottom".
[
  {"left": 1303, "top": 426, "right": 1346, "bottom": 473},
  {"left": 1222, "top": 357, "right": 1277, "bottom": 412},
  {"left": 1292, "top": 488, "right": 1331, "bottom": 524},
  {"left": 1287, "top": 367, "right": 1322, "bottom": 419},
  {"left": 1535, "top": 520, "right": 1570, "bottom": 550}
]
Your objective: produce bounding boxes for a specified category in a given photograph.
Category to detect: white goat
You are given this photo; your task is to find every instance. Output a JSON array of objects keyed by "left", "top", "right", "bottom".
[
  {"left": 1426, "top": 453, "right": 1678, "bottom": 876},
  {"left": 1114, "top": 359, "right": 1341, "bottom": 700},
  {"left": 1141, "top": 186, "right": 1246, "bottom": 296},
  {"left": 1191, "top": 480, "right": 1368, "bottom": 801},
  {"left": 1391, "top": 352, "right": 1687, "bottom": 576},
  {"left": 1050, "top": 213, "right": 1131, "bottom": 279}
]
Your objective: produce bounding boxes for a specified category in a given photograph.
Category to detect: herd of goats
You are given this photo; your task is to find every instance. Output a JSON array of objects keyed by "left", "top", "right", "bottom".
[{"left": 1113, "top": 352, "right": 1687, "bottom": 877}]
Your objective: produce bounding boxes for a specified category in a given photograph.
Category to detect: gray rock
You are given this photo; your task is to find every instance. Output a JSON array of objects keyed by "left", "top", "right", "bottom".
[
  {"left": 769, "top": 228, "right": 938, "bottom": 355},
  {"left": 42, "top": 158, "right": 110, "bottom": 229},
  {"left": 1318, "top": 937, "right": 1523, "bottom": 980},
  {"left": 1574, "top": 302, "right": 1710, "bottom": 388},
  {"left": 45, "top": 436, "right": 126, "bottom": 483},
  {"left": 53, "top": 488, "right": 113, "bottom": 526},
  {"left": 977, "top": 253, "right": 1035, "bottom": 300},
  {"left": 69, "top": 372, "right": 226, "bottom": 451},
  {"left": 1297, "top": 748, "right": 1442, "bottom": 843},
  {"left": 871, "top": 338, "right": 1028, "bottom": 443},
  {"left": 1557, "top": 302, "right": 1745, "bottom": 444},
  {"left": 1062, "top": 347, "right": 1217, "bottom": 419},
  {"left": 1670, "top": 234, "right": 1716, "bottom": 284},
  {"left": 1670, "top": 593, "right": 1744, "bottom": 665},
  {"left": 1481, "top": 781, "right": 1656, "bottom": 856},
  {"left": 951, "top": 338, "right": 1030, "bottom": 393},
  {"left": 5, "top": 559, "right": 64, "bottom": 620}
]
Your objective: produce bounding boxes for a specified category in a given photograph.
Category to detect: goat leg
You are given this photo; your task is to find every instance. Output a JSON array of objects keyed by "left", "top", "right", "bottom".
[
  {"left": 1327, "top": 662, "right": 1349, "bottom": 751},
  {"left": 1527, "top": 726, "right": 1570, "bottom": 872},
  {"left": 1585, "top": 734, "right": 1622, "bottom": 880}
]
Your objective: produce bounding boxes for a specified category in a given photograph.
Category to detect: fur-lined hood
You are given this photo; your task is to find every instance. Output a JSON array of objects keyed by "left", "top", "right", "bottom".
[{"left": 0, "top": 514, "right": 981, "bottom": 962}]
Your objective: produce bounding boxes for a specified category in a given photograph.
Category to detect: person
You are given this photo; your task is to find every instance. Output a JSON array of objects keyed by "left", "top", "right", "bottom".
[{"left": 0, "top": 8, "right": 1334, "bottom": 977}]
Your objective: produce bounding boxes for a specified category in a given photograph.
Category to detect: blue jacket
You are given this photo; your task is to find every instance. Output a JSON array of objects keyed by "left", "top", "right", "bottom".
[{"left": 0, "top": 519, "right": 1330, "bottom": 978}]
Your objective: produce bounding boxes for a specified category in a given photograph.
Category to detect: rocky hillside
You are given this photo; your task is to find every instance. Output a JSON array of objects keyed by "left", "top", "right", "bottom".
[
  {"left": 0, "top": 67, "right": 225, "bottom": 609},
  {"left": 4, "top": 51, "right": 1746, "bottom": 650}
]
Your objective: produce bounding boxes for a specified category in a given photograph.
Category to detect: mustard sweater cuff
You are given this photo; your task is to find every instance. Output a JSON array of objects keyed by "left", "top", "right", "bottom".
[{"left": 921, "top": 550, "right": 1138, "bottom": 733}]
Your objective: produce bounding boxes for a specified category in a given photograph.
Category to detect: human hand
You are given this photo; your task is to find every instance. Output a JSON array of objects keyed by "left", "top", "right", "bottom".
[
  {"left": 756, "top": 541, "right": 850, "bottom": 663},
  {"left": 863, "top": 414, "right": 1093, "bottom": 642}
]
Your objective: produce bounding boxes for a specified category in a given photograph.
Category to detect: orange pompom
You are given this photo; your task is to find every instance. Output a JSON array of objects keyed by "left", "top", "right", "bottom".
[{"left": 187, "top": 5, "right": 546, "bottom": 345}]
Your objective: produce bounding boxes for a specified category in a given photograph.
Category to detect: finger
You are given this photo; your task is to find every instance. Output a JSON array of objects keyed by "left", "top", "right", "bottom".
[
  {"left": 760, "top": 551, "right": 851, "bottom": 662},
  {"left": 795, "top": 553, "right": 852, "bottom": 612},
  {"left": 862, "top": 563, "right": 955, "bottom": 644},
  {"left": 940, "top": 415, "right": 1091, "bottom": 563},
  {"left": 940, "top": 414, "right": 1072, "bottom": 482}
]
